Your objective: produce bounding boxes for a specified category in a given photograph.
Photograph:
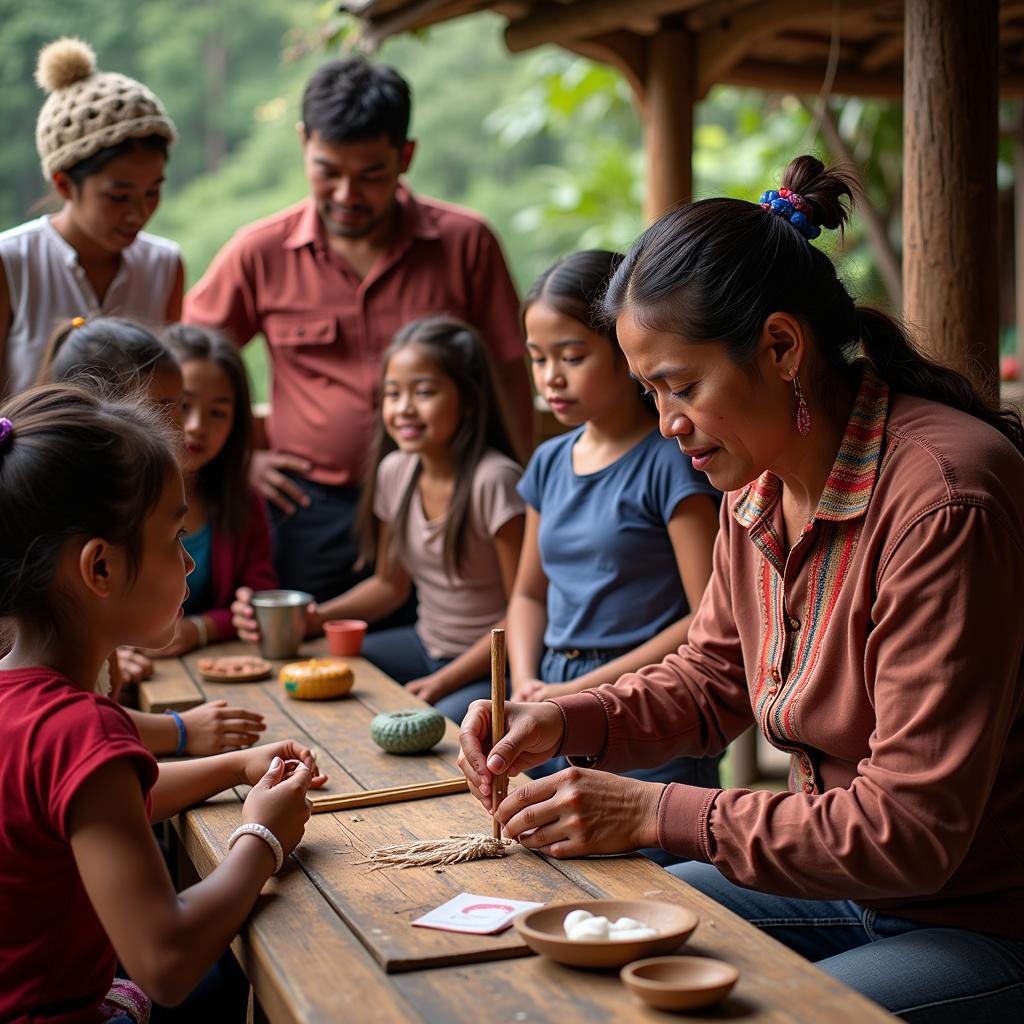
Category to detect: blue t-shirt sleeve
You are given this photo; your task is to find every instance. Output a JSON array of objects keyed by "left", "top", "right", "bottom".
[
  {"left": 517, "top": 435, "right": 557, "bottom": 511},
  {"left": 645, "top": 436, "right": 721, "bottom": 524}
]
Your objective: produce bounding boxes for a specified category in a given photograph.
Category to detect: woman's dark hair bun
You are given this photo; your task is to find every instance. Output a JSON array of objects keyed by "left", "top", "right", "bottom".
[{"left": 780, "top": 154, "right": 859, "bottom": 233}]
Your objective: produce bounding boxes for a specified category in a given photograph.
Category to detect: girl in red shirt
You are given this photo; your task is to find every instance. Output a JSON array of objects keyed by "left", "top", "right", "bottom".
[{"left": 0, "top": 383, "right": 325, "bottom": 1021}]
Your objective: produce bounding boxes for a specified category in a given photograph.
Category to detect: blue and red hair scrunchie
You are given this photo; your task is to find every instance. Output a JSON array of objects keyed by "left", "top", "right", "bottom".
[{"left": 759, "top": 188, "right": 821, "bottom": 240}]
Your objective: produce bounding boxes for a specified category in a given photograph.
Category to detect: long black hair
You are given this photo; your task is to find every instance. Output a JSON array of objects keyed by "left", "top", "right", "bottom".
[
  {"left": 356, "top": 317, "right": 519, "bottom": 578},
  {"left": 162, "top": 324, "right": 254, "bottom": 537},
  {"left": 603, "top": 154, "right": 1024, "bottom": 455}
]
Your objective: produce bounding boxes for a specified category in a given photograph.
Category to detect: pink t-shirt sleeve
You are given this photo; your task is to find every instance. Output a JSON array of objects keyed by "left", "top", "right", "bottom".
[
  {"left": 373, "top": 451, "right": 416, "bottom": 524},
  {"left": 473, "top": 453, "right": 525, "bottom": 537},
  {"left": 33, "top": 694, "right": 158, "bottom": 841}
]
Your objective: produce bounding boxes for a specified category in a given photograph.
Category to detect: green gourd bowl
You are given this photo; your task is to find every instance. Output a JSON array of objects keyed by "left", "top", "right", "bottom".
[{"left": 370, "top": 708, "right": 447, "bottom": 754}]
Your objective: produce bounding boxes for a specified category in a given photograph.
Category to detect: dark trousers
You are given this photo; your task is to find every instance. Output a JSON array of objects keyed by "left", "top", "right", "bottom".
[{"left": 267, "top": 473, "right": 415, "bottom": 628}]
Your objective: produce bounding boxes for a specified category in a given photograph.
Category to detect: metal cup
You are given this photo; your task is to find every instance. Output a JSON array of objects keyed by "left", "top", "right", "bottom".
[{"left": 250, "top": 589, "right": 313, "bottom": 660}]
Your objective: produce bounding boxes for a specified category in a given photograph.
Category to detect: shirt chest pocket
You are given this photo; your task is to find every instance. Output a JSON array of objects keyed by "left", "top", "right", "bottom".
[{"left": 264, "top": 315, "right": 338, "bottom": 348}]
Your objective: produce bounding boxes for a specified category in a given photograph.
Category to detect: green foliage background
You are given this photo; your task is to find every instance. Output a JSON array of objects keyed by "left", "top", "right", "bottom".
[{"left": 1, "top": 1, "right": 917, "bottom": 399}]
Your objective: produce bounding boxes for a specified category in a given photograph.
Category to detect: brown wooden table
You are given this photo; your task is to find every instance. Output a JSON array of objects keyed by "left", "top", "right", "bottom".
[{"left": 146, "top": 639, "right": 894, "bottom": 1023}]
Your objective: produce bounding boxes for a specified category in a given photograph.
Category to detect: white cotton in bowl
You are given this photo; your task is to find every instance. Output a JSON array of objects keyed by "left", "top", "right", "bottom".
[
  {"left": 567, "top": 916, "right": 612, "bottom": 941},
  {"left": 607, "top": 926, "right": 659, "bottom": 940},
  {"left": 563, "top": 909, "right": 593, "bottom": 936},
  {"left": 611, "top": 916, "right": 647, "bottom": 931}
]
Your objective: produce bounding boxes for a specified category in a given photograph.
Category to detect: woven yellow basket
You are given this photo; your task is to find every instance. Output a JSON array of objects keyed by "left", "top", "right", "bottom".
[{"left": 279, "top": 658, "right": 354, "bottom": 700}]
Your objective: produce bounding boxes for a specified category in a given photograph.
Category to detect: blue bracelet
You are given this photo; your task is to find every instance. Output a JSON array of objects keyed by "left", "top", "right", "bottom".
[{"left": 164, "top": 709, "right": 187, "bottom": 756}]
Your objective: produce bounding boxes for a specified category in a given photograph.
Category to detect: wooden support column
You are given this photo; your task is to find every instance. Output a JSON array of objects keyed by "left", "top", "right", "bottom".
[
  {"left": 903, "top": 0, "right": 999, "bottom": 399},
  {"left": 644, "top": 30, "right": 694, "bottom": 223}
]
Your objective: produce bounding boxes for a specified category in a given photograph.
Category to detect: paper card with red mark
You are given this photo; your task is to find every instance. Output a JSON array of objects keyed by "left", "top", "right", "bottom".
[{"left": 412, "top": 892, "right": 544, "bottom": 934}]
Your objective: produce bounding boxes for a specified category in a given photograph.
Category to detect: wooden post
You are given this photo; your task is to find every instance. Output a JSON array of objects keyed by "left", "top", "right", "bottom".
[
  {"left": 644, "top": 30, "right": 694, "bottom": 223},
  {"left": 902, "top": 0, "right": 999, "bottom": 400}
]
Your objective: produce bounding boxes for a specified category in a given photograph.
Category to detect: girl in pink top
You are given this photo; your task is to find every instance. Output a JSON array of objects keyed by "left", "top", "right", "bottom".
[
  {"left": 0, "top": 384, "right": 323, "bottom": 1023},
  {"left": 233, "top": 317, "right": 525, "bottom": 717}
]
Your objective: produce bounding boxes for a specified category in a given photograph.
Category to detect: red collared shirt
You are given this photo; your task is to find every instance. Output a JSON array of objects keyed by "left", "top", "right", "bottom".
[
  {"left": 184, "top": 188, "right": 524, "bottom": 485},
  {"left": 555, "top": 368, "right": 1024, "bottom": 938}
]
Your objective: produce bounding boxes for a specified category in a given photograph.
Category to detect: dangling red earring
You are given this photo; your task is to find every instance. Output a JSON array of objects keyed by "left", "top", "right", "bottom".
[{"left": 791, "top": 368, "right": 811, "bottom": 435}]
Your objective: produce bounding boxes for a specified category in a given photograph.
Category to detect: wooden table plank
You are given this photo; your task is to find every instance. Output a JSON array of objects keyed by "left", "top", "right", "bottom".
[
  {"left": 175, "top": 793, "right": 419, "bottom": 1024},
  {"left": 173, "top": 641, "right": 895, "bottom": 1023},
  {"left": 291, "top": 791, "right": 688, "bottom": 974},
  {"left": 137, "top": 657, "right": 205, "bottom": 713},
  {"left": 182, "top": 641, "right": 468, "bottom": 800}
]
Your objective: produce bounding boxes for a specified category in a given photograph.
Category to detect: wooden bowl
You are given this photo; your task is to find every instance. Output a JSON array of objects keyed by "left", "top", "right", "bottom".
[
  {"left": 513, "top": 899, "right": 698, "bottom": 969},
  {"left": 620, "top": 956, "right": 739, "bottom": 1010}
]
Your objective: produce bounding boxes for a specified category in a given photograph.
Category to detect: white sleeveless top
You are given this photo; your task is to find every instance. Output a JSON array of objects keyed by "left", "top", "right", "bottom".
[{"left": 0, "top": 216, "right": 181, "bottom": 397}]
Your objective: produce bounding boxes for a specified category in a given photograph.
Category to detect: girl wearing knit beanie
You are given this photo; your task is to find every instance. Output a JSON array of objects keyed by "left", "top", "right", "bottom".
[{"left": 0, "top": 38, "right": 184, "bottom": 399}]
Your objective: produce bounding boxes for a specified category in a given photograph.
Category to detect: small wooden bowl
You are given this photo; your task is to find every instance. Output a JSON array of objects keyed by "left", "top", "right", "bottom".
[
  {"left": 620, "top": 956, "right": 739, "bottom": 1011},
  {"left": 513, "top": 899, "right": 698, "bottom": 969}
]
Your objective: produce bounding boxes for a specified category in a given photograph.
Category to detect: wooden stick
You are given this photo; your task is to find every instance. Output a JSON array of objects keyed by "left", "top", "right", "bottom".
[
  {"left": 491, "top": 627, "right": 508, "bottom": 839},
  {"left": 309, "top": 776, "right": 467, "bottom": 813}
]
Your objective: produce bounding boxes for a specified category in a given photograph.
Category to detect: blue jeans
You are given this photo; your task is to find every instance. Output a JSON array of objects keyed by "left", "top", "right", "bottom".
[
  {"left": 529, "top": 649, "right": 722, "bottom": 867},
  {"left": 668, "top": 862, "right": 1024, "bottom": 1022},
  {"left": 360, "top": 625, "right": 503, "bottom": 723}
]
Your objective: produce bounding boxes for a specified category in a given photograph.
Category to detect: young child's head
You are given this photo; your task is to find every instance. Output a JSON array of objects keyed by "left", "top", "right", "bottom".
[
  {"left": 162, "top": 323, "right": 254, "bottom": 534},
  {"left": 0, "top": 384, "right": 188, "bottom": 653},
  {"left": 35, "top": 38, "right": 176, "bottom": 252},
  {"left": 358, "top": 316, "right": 517, "bottom": 576},
  {"left": 522, "top": 250, "right": 649, "bottom": 428},
  {"left": 40, "top": 317, "right": 183, "bottom": 423}
]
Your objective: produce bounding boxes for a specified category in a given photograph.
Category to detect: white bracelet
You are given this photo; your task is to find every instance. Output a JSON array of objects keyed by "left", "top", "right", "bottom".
[
  {"left": 188, "top": 615, "right": 209, "bottom": 648},
  {"left": 227, "top": 823, "right": 284, "bottom": 874}
]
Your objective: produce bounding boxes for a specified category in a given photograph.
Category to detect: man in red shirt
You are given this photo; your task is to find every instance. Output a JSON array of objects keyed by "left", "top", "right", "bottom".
[{"left": 184, "top": 57, "right": 531, "bottom": 601}]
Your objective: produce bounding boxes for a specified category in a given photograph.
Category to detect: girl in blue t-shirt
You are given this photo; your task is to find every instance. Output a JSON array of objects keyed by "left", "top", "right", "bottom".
[{"left": 508, "top": 251, "right": 722, "bottom": 851}]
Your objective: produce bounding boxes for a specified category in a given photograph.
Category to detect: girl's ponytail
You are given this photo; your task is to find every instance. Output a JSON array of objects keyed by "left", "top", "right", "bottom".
[{"left": 856, "top": 307, "right": 1024, "bottom": 455}]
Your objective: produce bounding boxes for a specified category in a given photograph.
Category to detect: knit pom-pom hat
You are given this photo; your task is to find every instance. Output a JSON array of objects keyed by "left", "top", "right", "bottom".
[{"left": 34, "top": 37, "right": 177, "bottom": 180}]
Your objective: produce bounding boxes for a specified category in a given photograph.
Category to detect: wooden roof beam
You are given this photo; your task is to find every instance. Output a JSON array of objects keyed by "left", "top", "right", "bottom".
[
  {"left": 562, "top": 31, "right": 649, "bottom": 104},
  {"left": 354, "top": 0, "right": 473, "bottom": 49},
  {"left": 504, "top": 0, "right": 702, "bottom": 53},
  {"left": 860, "top": 32, "right": 904, "bottom": 72},
  {"left": 695, "top": 0, "right": 887, "bottom": 97},
  {"left": 721, "top": 58, "right": 901, "bottom": 96}
]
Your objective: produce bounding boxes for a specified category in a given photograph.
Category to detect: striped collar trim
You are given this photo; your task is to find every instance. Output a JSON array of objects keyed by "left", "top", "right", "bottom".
[{"left": 731, "top": 366, "right": 890, "bottom": 529}]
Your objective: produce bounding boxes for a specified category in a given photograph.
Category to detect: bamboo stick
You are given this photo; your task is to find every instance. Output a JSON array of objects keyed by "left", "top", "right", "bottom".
[
  {"left": 309, "top": 776, "right": 467, "bottom": 813},
  {"left": 491, "top": 628, "right": 508, "bottom": 840}
]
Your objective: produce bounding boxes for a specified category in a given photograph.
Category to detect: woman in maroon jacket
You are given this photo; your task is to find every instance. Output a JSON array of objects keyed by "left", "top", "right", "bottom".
[{"left": 459, "top": 157, "right": 1024, "bottom": 1022}]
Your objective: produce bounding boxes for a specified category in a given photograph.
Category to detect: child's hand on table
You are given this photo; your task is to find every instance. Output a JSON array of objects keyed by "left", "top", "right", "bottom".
[
  {"left": 406, "top": 673, "right": 451, "bottom": 704},
  {"left": 241, "top": 755, "right": 315, "bottom": 862},
  {"left": 240, "top": 740, "right": 327, "bottom": 789},
  {"left": 181, "top": 700, "right": 266, "bottom": 754},
  {"left": 116, "top": 647, "right": 153, "bottom": 685}
]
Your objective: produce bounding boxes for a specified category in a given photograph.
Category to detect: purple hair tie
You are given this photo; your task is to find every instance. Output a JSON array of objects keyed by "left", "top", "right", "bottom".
[{"left": 0, "top": 417, "right": 12, "bottom": 450}]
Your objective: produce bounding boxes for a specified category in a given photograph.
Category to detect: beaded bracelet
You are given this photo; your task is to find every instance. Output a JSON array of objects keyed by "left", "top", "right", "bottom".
[
  {"left": 228, "top": 822, "right": 285, "bottom": 874},
  {"left": 164, "top": 709, "right": 188, "bottom": 756}
]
